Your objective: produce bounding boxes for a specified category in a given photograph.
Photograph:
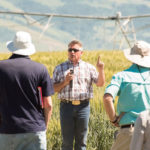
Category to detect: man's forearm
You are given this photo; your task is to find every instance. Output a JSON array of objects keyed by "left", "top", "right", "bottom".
[
  {"left": 54, "top": 81, "right": 68, "bottom": 93},
  {"left": 96, "top": 68, "right": 105, "bottom": 87},
  {"left": 96, "top": 55, "right": 105, "bottom": 87},
  {"left": 103, "top": 93, "right": 116, "bottom": 122},
  {"left": 44, "top": 107, "right": 52, "bottom": 128},
  {"left": 43, "top": 96, "right": 52, "bottom": 128}
]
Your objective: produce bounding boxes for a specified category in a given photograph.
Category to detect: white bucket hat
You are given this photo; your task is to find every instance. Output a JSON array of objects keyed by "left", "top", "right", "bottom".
[
  {"left": 124, "top": 41, "right": 150, "bottom": 68},
  {"left": 6, "top": 31, "right": 36, "bottom": 56}
]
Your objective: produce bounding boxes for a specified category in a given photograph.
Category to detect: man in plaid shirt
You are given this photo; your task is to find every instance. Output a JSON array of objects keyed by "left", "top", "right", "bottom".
[{"left": 53, "top": 40, "right": 105, "bottom": 150}]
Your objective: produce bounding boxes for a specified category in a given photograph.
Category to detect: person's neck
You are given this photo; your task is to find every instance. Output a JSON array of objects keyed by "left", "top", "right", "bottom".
[
  {"left": 10, "top": 54, "right": 30, "bottom": 59},
  {"left": 70, "top": 60, "right": 79, "bottom": 66},
  {"left": 73, "top": 61, "right": 78, "bottom": 66}
]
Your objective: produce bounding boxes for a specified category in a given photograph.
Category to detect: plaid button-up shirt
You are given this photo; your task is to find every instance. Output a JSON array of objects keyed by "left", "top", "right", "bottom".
[{"left": 53, "top": 60, "right": 98, "bottom": 101}]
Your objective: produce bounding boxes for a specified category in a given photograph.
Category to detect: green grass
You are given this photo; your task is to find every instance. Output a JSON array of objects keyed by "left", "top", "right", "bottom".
[{"left": 0, "top": 50, "right": 131, "bottom": 150}]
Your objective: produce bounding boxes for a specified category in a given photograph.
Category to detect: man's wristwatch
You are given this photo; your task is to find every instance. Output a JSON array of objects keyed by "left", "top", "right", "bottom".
[{"left": 110, "top": 116, "right": 119, "bottom": 124}]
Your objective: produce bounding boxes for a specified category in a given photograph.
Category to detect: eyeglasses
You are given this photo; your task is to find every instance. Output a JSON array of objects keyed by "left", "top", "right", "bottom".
[{"left": 68, "top": 48, "right": 80, "bottom": 53}]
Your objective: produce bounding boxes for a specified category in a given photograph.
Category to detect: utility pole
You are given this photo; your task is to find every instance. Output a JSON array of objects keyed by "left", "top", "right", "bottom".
[{"left": 116, "top": 12, "right": 132, "bottom": 48}]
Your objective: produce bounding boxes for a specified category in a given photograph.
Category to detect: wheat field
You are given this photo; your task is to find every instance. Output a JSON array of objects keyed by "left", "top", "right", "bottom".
[{"left": 0, "top": 50, "right": 131, "bottom": 150}]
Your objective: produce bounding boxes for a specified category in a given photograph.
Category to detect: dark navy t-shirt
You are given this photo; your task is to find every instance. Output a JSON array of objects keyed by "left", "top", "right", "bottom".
[{"left": 0, "top": 54, "right": 54, "bottom": 134}]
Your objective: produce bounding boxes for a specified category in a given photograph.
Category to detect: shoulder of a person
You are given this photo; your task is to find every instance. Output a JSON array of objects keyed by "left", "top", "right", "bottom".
[
  {"left": 54, "top": 61, "right": 68, "bottom": 69},
  {"left": 81, "top": 60, "right": 95, "bottom": 68},
  {"left": 112, "top": 71, "right": 124, "bottom": 79},
  {"left": 113, "top": 65, "right": 134, "bottom": 78},
  {"left": 30, "top": 61, "right": 49, "bottom": 73},
  {"left": 0, "top": 59, "right": 10, "bottom": 63},
  {"left": 0, "top": 59, "right": 14, "bottom": 67},
  {"left": 32, "top": 60, "right": 46, "bottom": 67},
  {"left": 123, "top": 64, "right": 137, "bottom": 72}
]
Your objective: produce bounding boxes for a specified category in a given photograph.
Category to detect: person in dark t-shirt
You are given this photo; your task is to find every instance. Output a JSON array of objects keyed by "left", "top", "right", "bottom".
[{"left": 0, "top": 31, "right": 54, "bottom": 150}]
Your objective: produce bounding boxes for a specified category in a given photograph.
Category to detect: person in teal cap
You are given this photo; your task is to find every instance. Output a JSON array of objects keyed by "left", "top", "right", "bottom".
[{"left": 103, "top": 41, "right": 150, "bottom": 150}]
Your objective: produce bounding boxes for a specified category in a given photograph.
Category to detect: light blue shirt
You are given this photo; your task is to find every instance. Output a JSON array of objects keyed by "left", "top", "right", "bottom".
[{"left": 105, "top": 64, "right": 150, "bottom": 125}]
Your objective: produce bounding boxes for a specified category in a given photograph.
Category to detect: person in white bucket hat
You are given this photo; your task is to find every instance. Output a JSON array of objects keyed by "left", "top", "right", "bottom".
[
  {"left": 124, "top": 40, "right": 150, "bottom": 68},
  {"left": 103, "top": 41, "right": 150, "bottom": 150},
  {"left": 7, "top": 31, "right": 36, "bottom": 56},
  {"left": 0, "top": 31, "right": 54, "bottom": 150}
]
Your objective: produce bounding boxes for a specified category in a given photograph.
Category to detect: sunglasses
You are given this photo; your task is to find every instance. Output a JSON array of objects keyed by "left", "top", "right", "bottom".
[{"left": 68, "top": 48, "right": 80, "bottom": 53}]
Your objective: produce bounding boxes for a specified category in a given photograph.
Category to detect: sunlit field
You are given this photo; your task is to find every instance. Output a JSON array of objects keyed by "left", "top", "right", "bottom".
[{"left": 0, "top": 50, "right": 131, "bottom": 150}]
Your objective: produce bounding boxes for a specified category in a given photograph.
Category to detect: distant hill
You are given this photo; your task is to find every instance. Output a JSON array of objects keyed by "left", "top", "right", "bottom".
[{"left": 1, "top": 0, "right": 150, "bottom": 51}]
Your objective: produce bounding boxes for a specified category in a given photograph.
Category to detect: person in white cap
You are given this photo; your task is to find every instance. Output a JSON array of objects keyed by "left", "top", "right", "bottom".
[
  {"left": 53, "top": 40, "right": 105, "bottom": 150},
  {"left": 0, "top": 31, "right": 54, "bottom": 150},
  {"left": 103, "top": 41, "right": 150, "bottom": 150}
]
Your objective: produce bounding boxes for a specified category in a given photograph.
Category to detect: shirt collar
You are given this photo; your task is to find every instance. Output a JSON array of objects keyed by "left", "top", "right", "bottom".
[
  {"left": 9, "top": 54, "right": 30, "bottom": 59},
  {"left": 68, "top": 59, "right": 82, "bottom": 66}
]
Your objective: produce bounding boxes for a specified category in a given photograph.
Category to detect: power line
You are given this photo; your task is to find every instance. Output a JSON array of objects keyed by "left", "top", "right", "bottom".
[
  {"left": 1, "top": 10, "right": 150, "bottom": 50},
  {"left": 1, "top": 10, "right": 150, "bottom": 20}
]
